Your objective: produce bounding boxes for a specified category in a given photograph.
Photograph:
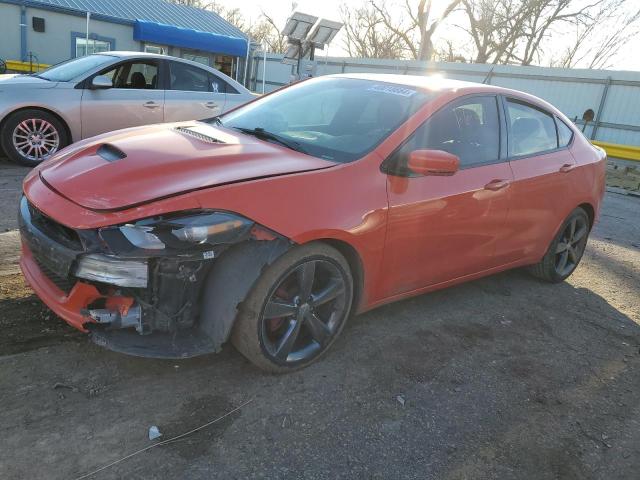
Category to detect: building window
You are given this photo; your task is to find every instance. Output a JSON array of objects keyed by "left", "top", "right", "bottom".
[
  {"left": 214, "top": 55, "right": 234, "bottom": 77},
  {"left": 144, "top": 44, "right": 166, "bottom": 55},
  {"left": 182, "top": 52, "right": 210, "bottom": 66},
  {"left": 32, "top": 17, "right": 45, "bottom": 33},
  {"left": 75, "top": 37, "right": 111, "bottom": 57}
]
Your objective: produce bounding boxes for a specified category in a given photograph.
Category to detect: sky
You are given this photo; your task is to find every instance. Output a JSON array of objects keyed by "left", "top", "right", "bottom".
[{"left": 227, "top": 0, "right": 640, "bottom": 72}]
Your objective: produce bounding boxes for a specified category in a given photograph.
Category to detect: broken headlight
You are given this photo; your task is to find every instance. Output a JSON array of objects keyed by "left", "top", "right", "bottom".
[{"left": 100, "top": 211, "right": 254, "bottom": 254}]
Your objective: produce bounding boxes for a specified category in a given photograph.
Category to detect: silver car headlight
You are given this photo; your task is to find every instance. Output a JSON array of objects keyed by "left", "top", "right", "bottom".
[
  {"left": 99, "top": 211, "right": 255, "bottom": 254},
  {"left": 75, "top": 254, "right": 148, "bottom": 288}
]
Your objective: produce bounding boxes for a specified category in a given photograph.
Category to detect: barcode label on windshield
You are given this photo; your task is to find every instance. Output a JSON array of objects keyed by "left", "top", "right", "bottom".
[{"left": 367, "top": 85, "right": 417, "bottom": 97}]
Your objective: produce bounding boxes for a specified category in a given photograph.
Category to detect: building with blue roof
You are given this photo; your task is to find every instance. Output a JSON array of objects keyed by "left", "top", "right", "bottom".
[{"left": 0, "top": 0, "right": 249, "bottom": 77}]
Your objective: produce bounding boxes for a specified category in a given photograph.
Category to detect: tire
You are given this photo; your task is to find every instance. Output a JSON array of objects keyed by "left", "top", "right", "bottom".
[
  {"left": 0, "top": 109, "right": 68, "bottom": 167},
  {"left": 528, "top": 207, "right": 590, "bottom": 283},
  {"left": 231, "top": 242, "right": 354, "bottom": 373}
]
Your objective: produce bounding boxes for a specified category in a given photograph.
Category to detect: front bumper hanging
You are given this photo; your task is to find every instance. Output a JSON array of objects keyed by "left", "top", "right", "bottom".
[{"left": 18, "top": 196, "right": 291, "bottom": 358}]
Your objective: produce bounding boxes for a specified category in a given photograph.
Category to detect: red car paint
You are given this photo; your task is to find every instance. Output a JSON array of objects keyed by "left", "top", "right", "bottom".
[{"left": 21, "top": 76, "right": 606, "bottom": 332}]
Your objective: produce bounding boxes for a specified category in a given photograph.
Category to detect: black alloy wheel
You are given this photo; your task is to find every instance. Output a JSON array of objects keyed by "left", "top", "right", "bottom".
[
  {"left": 553, "top": 214, "right": 589, "bottom": 277},
  {"left": 529, "top": 207, "right": 591, "bottom": 283},
  {"left": 260, "top": 259, "right": 348, "bottom": 364},
  {"left": 232, "top": 243, "right": 353, "bottom": 372}
]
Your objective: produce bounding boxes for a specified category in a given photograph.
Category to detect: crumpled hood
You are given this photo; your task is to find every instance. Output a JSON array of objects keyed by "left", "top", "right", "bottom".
[
  {"left": 38, "top": 122, "right": 335, "bottom": 211},
  {"left": 0, "top": 74, "right": 57, "bottom": 89}
]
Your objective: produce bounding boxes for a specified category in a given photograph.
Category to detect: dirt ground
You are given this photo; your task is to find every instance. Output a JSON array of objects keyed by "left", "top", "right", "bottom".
[{"left": 1, "top": 160, "right": 639, "bottom": 480}]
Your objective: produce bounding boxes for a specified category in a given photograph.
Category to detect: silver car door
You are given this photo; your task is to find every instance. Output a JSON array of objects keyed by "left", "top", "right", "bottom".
[
  {"left": 80, "top": 59, "right": 164, "bottom": 139},
  {"left": 164, "top": 60, "right": 226, "bottom": 122}
]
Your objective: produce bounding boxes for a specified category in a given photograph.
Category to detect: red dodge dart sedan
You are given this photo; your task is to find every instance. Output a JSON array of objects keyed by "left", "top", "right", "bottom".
[{"left": 19, "top": 74, "right": 606, "bottom": 371}]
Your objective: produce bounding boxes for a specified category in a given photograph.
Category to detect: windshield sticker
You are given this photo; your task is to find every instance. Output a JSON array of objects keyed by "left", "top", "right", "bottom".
[{"left": 367, "top": 84, "right": 417, "bottom": 97}]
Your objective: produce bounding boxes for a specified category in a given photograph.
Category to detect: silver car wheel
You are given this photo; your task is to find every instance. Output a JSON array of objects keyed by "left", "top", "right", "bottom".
[{"left": 12, "top": 118, "right": 60, "bottom": 162}]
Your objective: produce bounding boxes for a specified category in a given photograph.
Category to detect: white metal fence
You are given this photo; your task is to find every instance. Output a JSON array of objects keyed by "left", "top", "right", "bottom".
[{"left": 246, "top": 53, "right": 640, "bottom": 147}]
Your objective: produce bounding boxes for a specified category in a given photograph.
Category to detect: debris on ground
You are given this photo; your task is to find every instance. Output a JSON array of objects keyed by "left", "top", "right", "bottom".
[
  {"left": 53, "top": 382, "right": 79, "bottom": 392},
  {"left": 148, "top": 426, "right": 162, "bottom": 441}
]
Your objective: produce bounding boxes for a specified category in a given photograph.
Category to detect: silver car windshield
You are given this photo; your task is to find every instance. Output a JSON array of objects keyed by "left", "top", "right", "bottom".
[
  {"left": 217, "top": 77, "right": 433, "bottom": 163},
  {"left": 38, "top": 54, "right": 117, "bottom": 82}
]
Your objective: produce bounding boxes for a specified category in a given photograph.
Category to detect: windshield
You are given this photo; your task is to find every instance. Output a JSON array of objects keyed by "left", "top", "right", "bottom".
[
  {"left": 216, "top": 77, "right": 434, "bottom": 163},
  {"left": 38, "top": 54, "right": 116, "bottom": 82}
]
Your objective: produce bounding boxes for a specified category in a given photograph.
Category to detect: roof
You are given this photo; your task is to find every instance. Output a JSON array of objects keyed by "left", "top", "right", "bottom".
[
  {"left": 332, "top": 73, "right": 564, "bottom": 114},
  {"left": 5, "top": 0, "right": 246, "bottom": 38}
]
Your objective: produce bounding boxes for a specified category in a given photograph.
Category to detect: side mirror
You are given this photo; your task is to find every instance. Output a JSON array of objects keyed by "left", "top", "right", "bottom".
[
  {"left": 407, "top": 149, "right": 460, "bottom": 176},
  {"left": 91, "top": 75, "right": 113, "bottom": 89}
]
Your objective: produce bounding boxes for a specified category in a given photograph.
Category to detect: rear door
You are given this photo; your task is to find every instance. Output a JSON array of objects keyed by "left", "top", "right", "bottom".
[
  {"left": 497, "top": 97, "right": 578, "bottom": 264},
  {"left": 80, "top": 59, "right": 164, "bottom": 138},
  {"left": 381, "top": 95, "right": 514, "bottom": 297},
  {"left": 163, "top": 60, "right": 226, "bottom": 122}
]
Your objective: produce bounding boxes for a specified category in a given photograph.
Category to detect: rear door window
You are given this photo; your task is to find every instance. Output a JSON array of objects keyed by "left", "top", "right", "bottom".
[
  {"left": 170, "top": 61, "right": 217, "bottom": 92},
  {"left": 506, "top": 99, "right": 558, "bottom": 156}
]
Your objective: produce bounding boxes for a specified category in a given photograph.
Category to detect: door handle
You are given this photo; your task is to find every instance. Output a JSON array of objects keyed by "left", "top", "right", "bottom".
[
  {"left": 559, "top": 163, "right": 577, "bottom": 173},
  {"left": 143, "top": 101, "right": 160, "bottom": 109},
  {"left": 203, "top": 102, "right": 219, "bottom": 109},
  {"left": 484, "top": 179, "right": 510, "bottom": 191}
]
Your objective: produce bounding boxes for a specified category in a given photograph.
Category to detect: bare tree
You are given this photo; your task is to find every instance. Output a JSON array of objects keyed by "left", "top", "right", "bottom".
[
  {"left": 251, "top": 13, "right": 288, "bottom": 53},
  {"left": 551, "top": 1, "right": 640, "bottom": 69},
  {"left": 459, "top": 0, "right": 640, "bottom": 67},
  {"left": 340, "top": 3, "right": 406, "bottom": 58},
  {"left": 435, "top": 40, "right": 468, "bottom": 62},
  {"left": 460, "top": 0, "right": 540, "bottom": 64},
  {"left": 167, "top": 0, "right": 288, "bottom": 53},
  {"left": 369, "top": 0, "right": 462, "bottom": 60}
]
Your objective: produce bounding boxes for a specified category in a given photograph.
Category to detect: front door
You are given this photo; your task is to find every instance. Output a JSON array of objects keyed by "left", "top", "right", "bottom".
[
  {"left": 381, "top": 95, "right": 513, "bottom": 298},
  {"left": 80, "top": 59, "right": 164, "bottom": 139},
  {"left": 164, "top": 60, "right": 226, "bottom": 122}
]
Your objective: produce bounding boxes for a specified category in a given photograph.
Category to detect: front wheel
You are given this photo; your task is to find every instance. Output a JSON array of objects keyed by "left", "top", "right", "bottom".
[
  {"left": 1, "top": 109, "right": 68, "bottom": 167},
  {"left": 528, "top": 207, "right": 590, "bottom": 283},
  {"left": 231, "top": 242, "right": 353, "bottom": 373}
]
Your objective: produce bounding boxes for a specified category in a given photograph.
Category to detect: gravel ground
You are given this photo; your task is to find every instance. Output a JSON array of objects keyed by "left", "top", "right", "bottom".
[{"left": 0, "top": 159, "right": 639, "bottom": 480}]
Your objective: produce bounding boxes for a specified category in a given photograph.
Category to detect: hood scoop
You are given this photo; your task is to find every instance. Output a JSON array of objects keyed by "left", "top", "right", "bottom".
[
  {"left": 174, "top": 125, "right": 224, "bottom": 144},
  {"left": 97, "top": 144, "right": 127, "bottom": 162}
]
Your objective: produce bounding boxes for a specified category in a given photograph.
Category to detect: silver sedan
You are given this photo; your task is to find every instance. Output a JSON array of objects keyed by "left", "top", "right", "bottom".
[{"left": 0, "top": 51, "right": 255, "bottom": 166}]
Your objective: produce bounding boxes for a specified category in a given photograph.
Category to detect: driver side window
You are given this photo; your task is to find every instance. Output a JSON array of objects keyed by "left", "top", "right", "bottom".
[
  {"left": 100, "top": 61, "right": 159, "bottom": 89},
  {"left": 388, "top": 95, "right": 501, "bottom": 174}
]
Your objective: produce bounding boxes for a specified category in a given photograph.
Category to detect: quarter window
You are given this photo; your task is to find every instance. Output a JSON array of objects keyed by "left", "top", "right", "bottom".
[
  {"left": 209, "top": 73, "right": 232, "bottom": 94},
  {"left": 389, "top": 95, "right": 501, "bottom": 171},
  {"left": 556, "top": 118, "right": 574, "bottom": 147},
  {"left": 507, "top": 100, "right": 558, "bottom": 156}
]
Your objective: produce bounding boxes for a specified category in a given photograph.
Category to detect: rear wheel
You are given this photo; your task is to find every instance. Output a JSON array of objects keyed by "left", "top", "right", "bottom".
[
  {"left": 528, "top": 207, "right": 590, "bottom": 283},
  {"left": 231, "top": 242, "right": 353, "bottom": 373},
  {"left": 1, "top": 109, "right": 68, "bottom": 167}
]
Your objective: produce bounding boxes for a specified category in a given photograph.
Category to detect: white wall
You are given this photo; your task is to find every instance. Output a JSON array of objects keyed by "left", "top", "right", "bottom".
[
  {"left": 0, "top": 4, "right": 22, "bottom": 62},
  {"left": 26, "top": 8, "right": 140, "bottom": 65}
]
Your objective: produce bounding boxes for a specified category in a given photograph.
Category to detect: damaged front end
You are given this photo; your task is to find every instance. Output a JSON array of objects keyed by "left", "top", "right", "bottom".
[{"left": 19, "top": 196, "right": 290, "bottom": 358}]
